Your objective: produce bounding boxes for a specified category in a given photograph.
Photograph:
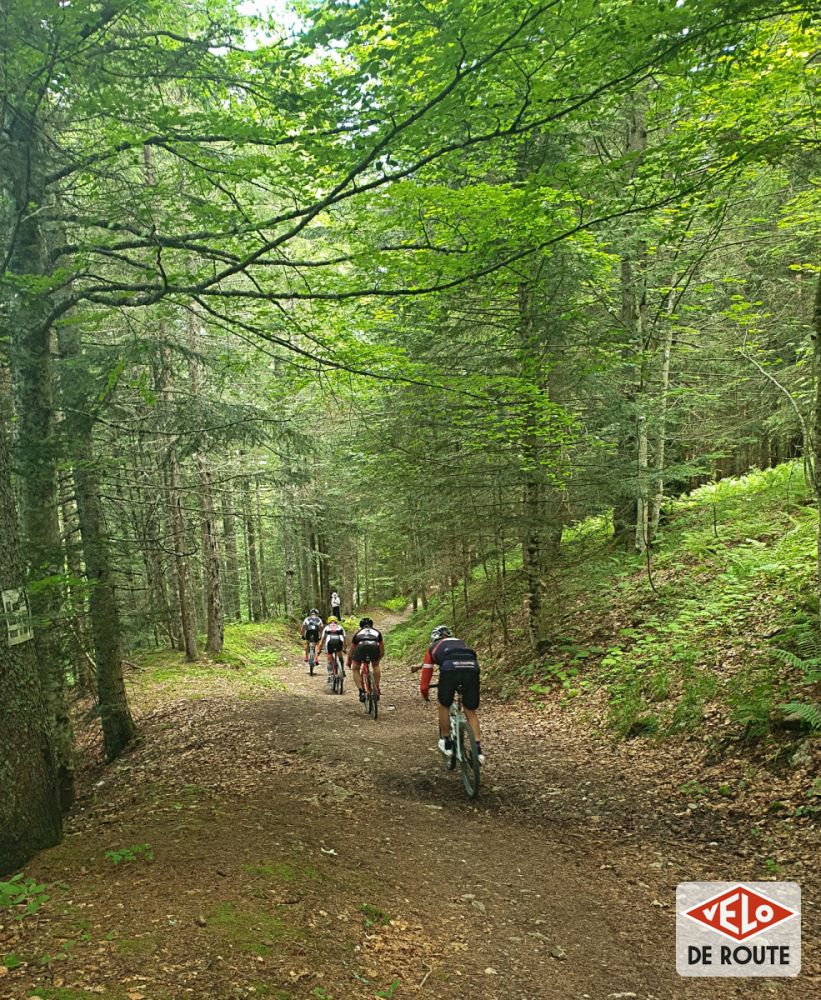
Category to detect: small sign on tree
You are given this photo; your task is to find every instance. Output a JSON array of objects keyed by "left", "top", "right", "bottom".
[{"left": 3, "top": 587, "right": 34, "bottom": 646}]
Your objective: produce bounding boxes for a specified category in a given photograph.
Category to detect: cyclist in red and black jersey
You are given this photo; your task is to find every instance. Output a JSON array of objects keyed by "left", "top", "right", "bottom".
[
  {"left": 348, "top": 617, "right": 385, "bottom": 704},
  {"left": 416, "top": 625, "right": 484, "bottom": 763}
]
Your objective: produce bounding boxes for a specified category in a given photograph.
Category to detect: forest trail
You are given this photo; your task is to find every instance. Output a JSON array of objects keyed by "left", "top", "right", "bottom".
[{"left": 5, "top": 616, "right": 815, "bottom": 1000}]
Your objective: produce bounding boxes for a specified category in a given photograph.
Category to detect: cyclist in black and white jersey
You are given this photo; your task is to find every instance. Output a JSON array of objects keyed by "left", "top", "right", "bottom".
[
  {"left": 300, "top": 609, "right": 323, "bottom": 665},
  {"left": 348, "top": 617, "right": 385, "bottom": 704},
  {"left": 319, "top": 617, "right": 347, "bottom": 686}
]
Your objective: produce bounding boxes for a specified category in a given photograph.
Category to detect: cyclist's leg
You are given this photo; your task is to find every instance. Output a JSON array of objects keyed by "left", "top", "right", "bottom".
[
  {"left": 463, "top": 708, "right": 481, "bottom": 742},
  {"left": 350, "top": 648, "right": 364, "bottom": 688},
  {"left": 372, "top": 657, "right": 382, "bottom": 693},
  {"left": 437, "top": 673, "right": 456, "bottom": 740},
  {"left": 460, "top": 671, "right": 482, "bottom": 747}
]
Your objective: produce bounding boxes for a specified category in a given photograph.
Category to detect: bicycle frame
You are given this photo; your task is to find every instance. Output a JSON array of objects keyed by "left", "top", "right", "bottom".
[
  {"left": 359, "top": 656, "right": 378, "bottom": 719},
  {"left": 429, "top": 683, "right": 480, "bottom": 798}
]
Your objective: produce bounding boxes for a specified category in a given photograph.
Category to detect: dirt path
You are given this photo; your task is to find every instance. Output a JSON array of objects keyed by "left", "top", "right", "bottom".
[{"left": 3, "top": 619, "right": 816, "bottom": 1000}]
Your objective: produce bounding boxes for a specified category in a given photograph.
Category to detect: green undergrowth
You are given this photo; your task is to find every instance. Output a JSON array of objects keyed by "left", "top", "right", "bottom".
[
  {"left": 391, "top": 462, "right": 819, "bottom": 750},
  {"left": 132, "top": 620, "right": 291, "bottom": 699},
  {"left": 205, "top": 901, "right": 301, "bottom": 956}
]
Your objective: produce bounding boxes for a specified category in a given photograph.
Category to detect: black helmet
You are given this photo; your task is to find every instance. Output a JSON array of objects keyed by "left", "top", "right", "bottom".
[{"left": 359, "top": 617, "right": 374, "bottom": 628}]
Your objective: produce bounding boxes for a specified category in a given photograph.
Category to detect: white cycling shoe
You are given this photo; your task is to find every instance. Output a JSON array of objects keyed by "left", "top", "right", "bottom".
[{"left": 438, "top": 737, "right": 453, "bottom": 758}]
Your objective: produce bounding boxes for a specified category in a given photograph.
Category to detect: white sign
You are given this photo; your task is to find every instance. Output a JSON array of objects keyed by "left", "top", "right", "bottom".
[
  {"left": 677, "top": 882, "right": 801, "bottom": 977},
  {"left": 3, "top": 587, "right": 34, "bottom": 646}
]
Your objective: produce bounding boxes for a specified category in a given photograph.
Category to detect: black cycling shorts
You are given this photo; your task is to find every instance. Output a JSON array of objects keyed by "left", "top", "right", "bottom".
[
  {"left": 326, "top": 636, "right": 344, "bottom": 653},
  {"left": 351, "top": 642, "right": 380, "bottom": 664},
  {"left": 437, "top": 667, "right": 480, "bottom": 711},
  {"left": 305, "top": 628, "right": 319, "bottom": 642}
]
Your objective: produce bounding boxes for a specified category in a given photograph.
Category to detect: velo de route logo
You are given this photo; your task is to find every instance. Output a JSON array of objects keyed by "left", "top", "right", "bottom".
[{"left": 676, "top": 882, "right": 801, "bottom": 977}]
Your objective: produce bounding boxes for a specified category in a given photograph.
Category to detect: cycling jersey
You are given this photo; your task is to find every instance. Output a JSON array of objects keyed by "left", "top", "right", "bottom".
[
  {"left": 350, "top": 627, "right": 383, "bottom": 663},
  {"left": 424, "top": 638, "right": 479, "bottom": 671},
  {"left": 420, "top": 637, "right": 479, "bottom": 702},
  {"left": 302, "top": 615, "right": 323, "bottom": 640},
  {"left": 320, "top": 622, "right": 345, "bottom": 653}
]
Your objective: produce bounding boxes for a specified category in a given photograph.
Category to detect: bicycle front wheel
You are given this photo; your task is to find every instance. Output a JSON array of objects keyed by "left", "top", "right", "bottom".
[{"left": 458, "top": 718, "right": 480, "bottom": 799}]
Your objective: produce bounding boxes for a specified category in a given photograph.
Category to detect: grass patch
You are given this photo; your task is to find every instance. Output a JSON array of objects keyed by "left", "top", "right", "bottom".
[
  {"left": 204, "top": 902, "right": 300, "bottom": 956},
  {"left": 358, "top": 902, "right": 391, "bottom": 927},
  {"left": 133, "top": 621, "right": 291, "bottom": 700},
  {"left": 115, "top": 935, "right": 157, "bottom": 956},
  {"left": 242, "top": 859, "right": 319, "bottom": 882}
]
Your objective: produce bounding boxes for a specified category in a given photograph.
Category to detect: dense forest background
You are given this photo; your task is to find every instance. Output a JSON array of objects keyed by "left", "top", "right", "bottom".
[{"left": 1, "top": 0, "right": 819, "bottom": 873}]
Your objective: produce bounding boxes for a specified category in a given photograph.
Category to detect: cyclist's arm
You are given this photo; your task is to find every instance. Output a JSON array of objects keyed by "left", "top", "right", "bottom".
[{"left": 419, "top": 648, "right": 435, "bottom": 700}]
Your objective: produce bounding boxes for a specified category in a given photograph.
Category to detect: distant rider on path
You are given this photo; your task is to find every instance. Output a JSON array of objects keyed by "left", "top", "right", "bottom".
[
  {"left": 319, "top": 616, "right": 347, "bottom": 687},
  {"left": 301, "top": 609, "right": 323, "bottom": 666}
]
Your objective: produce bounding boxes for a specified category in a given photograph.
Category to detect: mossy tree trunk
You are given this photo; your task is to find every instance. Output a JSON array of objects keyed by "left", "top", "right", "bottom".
[
  {"left": 0, "top": 379, "right": 62, "bottom": 873},
  {"left": 6, "top": 107, "right": 75, "bottom": 808},
  {"left": 58, "top": 319, "right": 135, "bottom": 760},
  {"left": 813, "top": 271, "right": 821, "bottom": 634}
]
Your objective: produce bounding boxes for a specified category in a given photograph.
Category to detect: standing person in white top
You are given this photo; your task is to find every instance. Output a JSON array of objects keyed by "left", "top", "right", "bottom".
[{"left": 330, "top": 590, "right": 341, "bottom": 620}]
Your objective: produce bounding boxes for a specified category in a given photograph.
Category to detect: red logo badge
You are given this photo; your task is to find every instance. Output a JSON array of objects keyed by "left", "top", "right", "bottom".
[{"left": 684, "top": 885, "right": 797, "bottom": 942}]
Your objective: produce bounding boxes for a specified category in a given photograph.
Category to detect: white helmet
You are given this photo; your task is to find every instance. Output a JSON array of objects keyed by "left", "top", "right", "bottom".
[{"left": 430, "top": 625, "right": 452, "bottom": 642}]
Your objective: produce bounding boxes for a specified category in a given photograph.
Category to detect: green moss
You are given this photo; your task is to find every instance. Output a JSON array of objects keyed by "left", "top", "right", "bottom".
[
  {"left": 133, "top": 622, "right": 290, "bottom": 697},
  {"left": 115, "top": 935, "right": 157, "bottom": 956},
  {"left": 205, "top": 902, "right": 300, "bottom": 955},
  {"left": 242, "top": 860, "right": 319, "bottom": 882},
  {"left": 358, "top": 902, "right": 391, "bottom": 927}
]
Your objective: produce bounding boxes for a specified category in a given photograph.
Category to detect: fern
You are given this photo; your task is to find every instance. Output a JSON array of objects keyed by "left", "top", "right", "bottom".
[
  {"left": 779, "top": 702, "right": 821, "bottom": 732},
  {"left": 772, "top": 648, "right": 807, "bottom": 670}
]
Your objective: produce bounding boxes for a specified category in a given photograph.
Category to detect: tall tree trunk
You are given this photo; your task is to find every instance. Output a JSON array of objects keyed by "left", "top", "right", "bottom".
[
  {"left": 243, "top": 477, "right": 262, "bottom": 622},
  {"left": 813, "top": 272, "right": 821, "bottom": 633},
  {"left": 0, "top": 383, "right": 63, "bottom": 873},
  {"left": 186, "top": 317, "right": 223, "bottom": 653},
  {"left": 7, "top": 115, "right": 75, "bottom": 808},
  {"left": 198, "top": 453, "right": 223, "bottom": 653},
  {"left": 58, "top": 323, "right": 135, "bottom": 759},
  {"left": 221, "top": 493, "right": 241, "bottom": 622},
  {"left": 168, "top": 447, "right": 198, "bottom": 660},
  {"left": 59, "top": 473, "right": 94, "bottom": 696},
  {"left": 255, "top": 479, "right": 269, "bottom": 619},
  {"left": 649, "top": 314, "right": 675, "bottom": 539},
  {"left": 615, "top": 94, "right": 649, "bottom": 551},
  {"left": 74, "top": 443, "right": 136, "bottom": 758}
]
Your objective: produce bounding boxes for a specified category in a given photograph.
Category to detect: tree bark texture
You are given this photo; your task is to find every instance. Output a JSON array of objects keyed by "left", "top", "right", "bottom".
[
  {"left": 58, "top": 322, "right": 135, "bottom": 759},
  {"left": 6, "top": 109, "right": 75, "bottom": 808},
  {"left": 0, "top": 388, "right": 63, "bottom": 873}
]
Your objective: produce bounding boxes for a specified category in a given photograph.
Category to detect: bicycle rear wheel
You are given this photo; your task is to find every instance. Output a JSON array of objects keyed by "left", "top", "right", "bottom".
[
  {"left": 445, "top": 708, "right": 457, "bottom": 770},
  {"left": 458, "top": 718, "right": 480, "bottom": 799},
  {"left": 308, "top": 645, "right": 315, "bottom": 675},
  {"left": 366, "top": 666, "right": 377, "bottom": 720},
  {"left": 336, "top": 655, "right": 344, "bottom": 695}
]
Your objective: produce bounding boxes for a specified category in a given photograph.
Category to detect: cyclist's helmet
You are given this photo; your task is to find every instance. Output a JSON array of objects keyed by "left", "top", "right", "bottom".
[
  {"left": 309, "top": 608, "right": 319, "bottom": 616},
  {"left": 359, "top": 617, "right": 374, "bottom": 628},
  {"left": 328, "top": 616, "right": 338, "bottom": 624},
  {"left": 430, "top": 625, "right": 452, "bottom": 642}
]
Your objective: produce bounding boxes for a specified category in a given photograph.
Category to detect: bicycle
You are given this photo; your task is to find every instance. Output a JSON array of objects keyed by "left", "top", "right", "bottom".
[
  {"left": 331, "top": 650, "right": 345, "bottom": 695},
  {"left": 360, "top": 656, "right": 379, "bottom": 720},
  {"left": 306, "top": 638, "right": 318, "bottom": 675},
  {"left": 429, "top": 683, "right": 480, "bottom": 800}
]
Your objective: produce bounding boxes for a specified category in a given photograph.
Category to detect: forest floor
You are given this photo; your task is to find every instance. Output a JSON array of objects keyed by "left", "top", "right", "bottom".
[{"left": 1, "top": 612, "right": 818, "bottom": 1000}]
